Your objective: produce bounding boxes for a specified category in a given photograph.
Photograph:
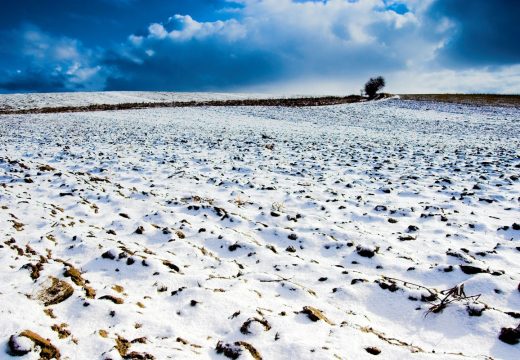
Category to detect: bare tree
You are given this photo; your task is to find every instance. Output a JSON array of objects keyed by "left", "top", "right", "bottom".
[{"left": 364, "top": 76, "right": 386, "bottom": 98}]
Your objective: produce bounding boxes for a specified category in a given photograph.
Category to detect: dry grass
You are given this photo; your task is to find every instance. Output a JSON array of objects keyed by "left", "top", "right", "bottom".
[{"left": 400, "top": 94, "right": 520, "bottom": 107}]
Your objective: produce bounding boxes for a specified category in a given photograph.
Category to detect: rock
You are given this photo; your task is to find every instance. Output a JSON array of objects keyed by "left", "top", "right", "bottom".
[
  {"left": 377, "top": 280, "right": 399, "bottom": 292},
  {"left": 228, "top": 243, "right": 242, "bottom": 252},
  {"left": 459, "top": 265, "right": 486, "bottom": 275},
  {"left": 287, "top": 233, "right": 298, "bottom": 240},
  {"left": 407, "top": 225, "right": 419, "bottom": 232},
  {"left": 356, "top": 245, "right": 377, "bottom": 258},
  {"left": 301, "top": 306, "right": 335, "bottom": 325},
  {"left": 467, "top": 304, "right": 486, "bottom": 317},
  {"left": 101, "top": 250, "right": 116, "bottom": 260},
  {"left": 365, "top": 347, "right": 381, "bottom": 355},
  {"left": 7, "top": 335, "right": 32, "bottom": 356},
  {"left": 37, "top": 277, "right": 74, "bottom": 306},
  {"left": 513, "top": 223, "right": 520, "bottom": 231},
  {"left": 498, "top": 325, "right": 520, "bottom": 345}
]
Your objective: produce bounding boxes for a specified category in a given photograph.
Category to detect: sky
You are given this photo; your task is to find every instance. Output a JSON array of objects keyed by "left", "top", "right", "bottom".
[{"left": 0, "top": 0, "right": 519, "bottom": 94}]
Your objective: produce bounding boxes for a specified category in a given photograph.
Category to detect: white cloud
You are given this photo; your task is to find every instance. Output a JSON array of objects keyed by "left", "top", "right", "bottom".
[
  {"left": 122, "top": 0, "right": 430, "bottom": 86},
  {"left": 389, "top": 65, "right": 520, "bottom": 94}
]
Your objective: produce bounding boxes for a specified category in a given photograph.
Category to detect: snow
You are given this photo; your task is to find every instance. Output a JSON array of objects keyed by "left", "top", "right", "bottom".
[{"left": 0, "top": 95, "right": 519, "bottom": 359}]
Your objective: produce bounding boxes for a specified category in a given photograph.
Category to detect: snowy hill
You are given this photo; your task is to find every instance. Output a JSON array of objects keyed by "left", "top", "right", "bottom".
[{"left": 0, "top": 96, "right": 519, "bottom": 359}]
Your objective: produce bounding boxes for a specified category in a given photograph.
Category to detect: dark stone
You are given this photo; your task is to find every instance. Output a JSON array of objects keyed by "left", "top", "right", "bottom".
[
  {"left": 460, "top": 265, "right": 486, "bottom": 275},
  {"left": 101, "top": 250, "right": 116, "bottom": 260},
  {"left": 8, "top": 335, "right": 31, "bottom": 356},
  {"left": 498, "top": 325, "right": 520, "bottom": 345},
  {"left": 365, "top": 347, "right": 381, "bottom": 355},
  {"left": 356, "top": 246, "right": 376, "bottom": 258}
]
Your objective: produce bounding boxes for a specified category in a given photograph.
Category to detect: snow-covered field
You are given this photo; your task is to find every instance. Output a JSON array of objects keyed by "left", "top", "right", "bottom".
[{"left": 0, "top": 97, "right": 519, "bottom": 359}]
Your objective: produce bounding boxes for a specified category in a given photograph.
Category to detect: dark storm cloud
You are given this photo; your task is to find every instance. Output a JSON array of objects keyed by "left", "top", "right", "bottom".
[
  {"left": 429, "top": 0, "right": 520, "bottom": 66},
  {"left": 0, "top": 25, "right": 105, "bottom": 93},
  {"left": 103, "top": 40, "right": 282, "bottom": 91}
]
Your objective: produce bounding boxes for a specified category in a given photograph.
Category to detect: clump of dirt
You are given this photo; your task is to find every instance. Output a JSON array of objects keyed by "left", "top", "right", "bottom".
[
  {"left": 116, "top": 335, "right": 131, "bottom": 356},
  {"left": 11, "top": 220, "right": 25, "bottom": 231},
  {"left": 37, "top": 277, "right": 74, "bottom": 306},
  {"left": 215, "top": 341, "right": 241, "bottom": 359},
  {"left": 112, "top": 284, "right": 124, "bottom": 293},
  {"left": 51, "top": 323, "right": 71, "bottom": 339},
  {"left": 38, "top": 164, "right": 55, "bottom": 171},
  {"left": 240, "top": 318, "right": 271, "bottom": 334},
  {"left": 23, "top": 256, "right": 47, "bottom": 280},
  {"left": 114, "top": 335, "right": 154, "bottom": 359},
  {"left": 61, "top": 262, "right": 96, "bottom": 298},
  {"left": 44, "top": 308, "right": 56, "bottom": 319},
  {"left": 19, "top": 330, "right": 61, "bottom": 359},
  {"left": 99, "top": 295, "right": 124, "bottom": 304},
  {"left": 236, "top": 341, "right": 262, "bottom": 360},
  {"left": 162, "top": 260, "right": 180, "bottom": 272},
  {"left": 301, "top": 306, "right": 335, "bottom": 325},
  {"left": 124, "top": 351, "right": 155, "bottom": 359}
]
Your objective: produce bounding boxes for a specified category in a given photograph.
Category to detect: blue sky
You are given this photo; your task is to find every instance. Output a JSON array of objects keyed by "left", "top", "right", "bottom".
[{"left": 1, "top": 0, "right": 519, "bottom": 94}]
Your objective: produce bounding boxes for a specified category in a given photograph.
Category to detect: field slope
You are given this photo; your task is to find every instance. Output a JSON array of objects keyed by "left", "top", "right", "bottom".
[{"left": 0, "top": 96, "right": 519, "bottom": 359}]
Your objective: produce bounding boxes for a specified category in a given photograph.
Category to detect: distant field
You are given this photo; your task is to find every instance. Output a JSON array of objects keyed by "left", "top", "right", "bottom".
[
  {"left": 1, "top": 92, "right": 518, "bottom": 115},
  {"left": 400, "top": 94, "right": 520, "bottom": 107},
  {"left": 0, "top": 95, "right": 366, "bottom": 114}
]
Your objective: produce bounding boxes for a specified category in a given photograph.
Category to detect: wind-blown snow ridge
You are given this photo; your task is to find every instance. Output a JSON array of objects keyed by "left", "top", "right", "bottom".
[{"left": 0, "top": 99, "right": 519, "bottom": 359}]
